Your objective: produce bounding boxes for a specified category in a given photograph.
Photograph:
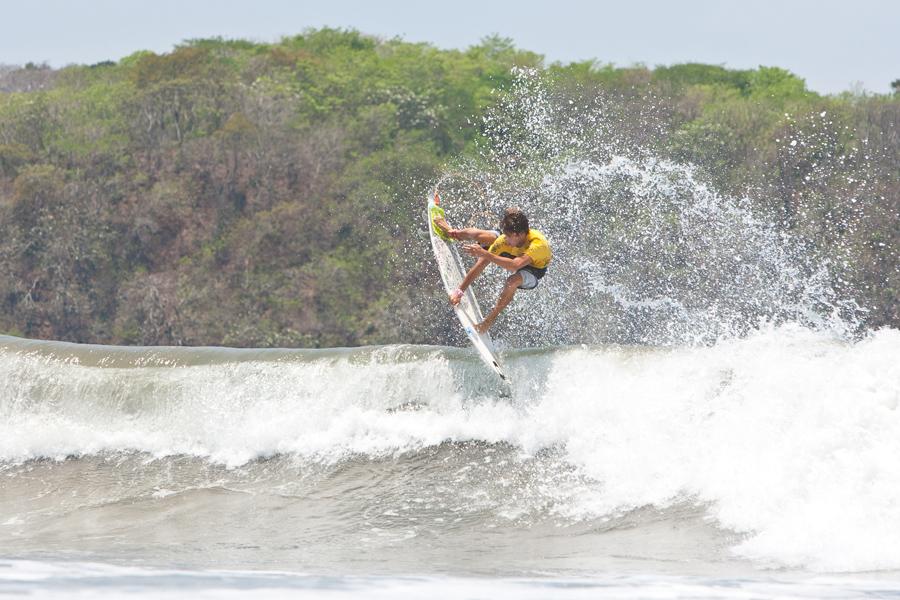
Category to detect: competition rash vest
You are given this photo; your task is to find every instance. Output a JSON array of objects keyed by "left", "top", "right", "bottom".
[{"left": 487, "top": 229, "right": 552, "bottom": 270}]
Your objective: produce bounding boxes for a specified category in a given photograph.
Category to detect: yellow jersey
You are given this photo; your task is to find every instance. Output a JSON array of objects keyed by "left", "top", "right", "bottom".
[{"left": 488, "top": 229, "right": 552, "bottom": 269}]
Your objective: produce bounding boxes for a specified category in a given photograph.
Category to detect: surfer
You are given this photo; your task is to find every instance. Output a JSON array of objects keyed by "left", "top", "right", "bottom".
[{"left": 433, "top": 209, "right": 552, "bottom": 333}]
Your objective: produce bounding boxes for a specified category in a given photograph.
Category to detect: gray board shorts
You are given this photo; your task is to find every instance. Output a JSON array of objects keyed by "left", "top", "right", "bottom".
[{"left": 516, "top": 265, "right": 545, "bottom": 290}]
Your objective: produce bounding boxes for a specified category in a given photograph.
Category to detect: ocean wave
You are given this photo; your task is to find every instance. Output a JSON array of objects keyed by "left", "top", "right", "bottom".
[{"left": 2, "top": 326, "right": 899, "bottom": 572}]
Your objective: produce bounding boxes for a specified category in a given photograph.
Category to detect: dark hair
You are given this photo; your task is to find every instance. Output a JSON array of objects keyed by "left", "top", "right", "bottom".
[{"left": 500, "top": 209, "right": 529, "bottom": 234}]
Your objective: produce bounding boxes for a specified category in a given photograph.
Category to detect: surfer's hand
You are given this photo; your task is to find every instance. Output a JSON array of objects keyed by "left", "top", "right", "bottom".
[
  {"left": 474, "top": 320, "right": 492, "bottom": 334},
  {"left": 449, "top": 288, "right": 464, "bottom": 305},
  {"left": 462, "top": 244, "right": 487, "bottom": 258}
]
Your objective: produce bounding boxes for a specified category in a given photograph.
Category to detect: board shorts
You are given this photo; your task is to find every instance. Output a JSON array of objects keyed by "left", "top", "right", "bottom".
[
  {"left": 497, "top": 250, "right": 547, "bottom": 290},
  {"left": 516, "top": 265, "right": 547, "bottom": 290}
]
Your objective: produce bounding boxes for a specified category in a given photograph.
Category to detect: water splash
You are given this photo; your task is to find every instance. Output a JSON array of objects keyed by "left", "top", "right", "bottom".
[{"left": 435, "top": 70, "right": 862, "bottom": 346}]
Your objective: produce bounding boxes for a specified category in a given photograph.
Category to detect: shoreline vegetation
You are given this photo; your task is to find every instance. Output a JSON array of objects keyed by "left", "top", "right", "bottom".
[{"left": 0, "top": 29, "right": 897, "bottom": 347}]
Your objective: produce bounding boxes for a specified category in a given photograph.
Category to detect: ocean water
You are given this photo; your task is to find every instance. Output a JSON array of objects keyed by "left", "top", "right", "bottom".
[
  {"left": 2, "top": 328, "right": 900, "bottom": 598},
  {"left": 4, "top": 67, "right": 897, "bottom": 599}
]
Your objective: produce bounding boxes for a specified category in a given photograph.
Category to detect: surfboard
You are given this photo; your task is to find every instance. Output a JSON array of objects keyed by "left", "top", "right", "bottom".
[{"left": 427, "top": 191, "right": 508, "bottom": 381}]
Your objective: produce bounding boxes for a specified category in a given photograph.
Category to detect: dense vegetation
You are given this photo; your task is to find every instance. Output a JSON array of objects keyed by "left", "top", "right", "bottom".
[{"left": 0, "top": 29, "right": 896, "bottom": 347}]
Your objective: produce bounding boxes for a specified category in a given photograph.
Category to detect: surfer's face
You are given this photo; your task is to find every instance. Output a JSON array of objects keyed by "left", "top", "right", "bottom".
[{"left": 504, "top": 230, "right": 528, "bottom": 247}]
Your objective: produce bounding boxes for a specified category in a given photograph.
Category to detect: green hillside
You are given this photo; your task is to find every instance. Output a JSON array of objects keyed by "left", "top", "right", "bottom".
[{"left": 0, "top": 29, "right": 896, "bottom": 346}]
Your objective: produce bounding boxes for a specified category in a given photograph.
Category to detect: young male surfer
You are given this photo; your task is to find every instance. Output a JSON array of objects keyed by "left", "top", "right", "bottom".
[{"left": 433, "top": 209, "right": 552, "bottom": 333}]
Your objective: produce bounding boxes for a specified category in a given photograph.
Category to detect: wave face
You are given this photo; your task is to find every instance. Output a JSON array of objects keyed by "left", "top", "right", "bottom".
[{"left": 2, "top": 328, "right": 899, "bottom": 574}]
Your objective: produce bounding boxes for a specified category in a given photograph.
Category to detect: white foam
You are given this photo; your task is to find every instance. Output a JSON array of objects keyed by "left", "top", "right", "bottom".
[
  {"left": 531, "top": 326, "right": 900, "bottom": 572},
  {"left": 2, "top": 326, "right": 900, "bottom": 572}
]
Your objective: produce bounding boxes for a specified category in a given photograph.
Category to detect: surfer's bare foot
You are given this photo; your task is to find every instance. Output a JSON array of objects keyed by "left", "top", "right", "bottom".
[{"left": 433, "top": 217, "right": 459, "bottom": 239}]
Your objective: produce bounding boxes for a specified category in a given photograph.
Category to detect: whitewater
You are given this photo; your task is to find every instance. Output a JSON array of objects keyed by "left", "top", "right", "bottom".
[{"left": 2, "top": 326, "right": 900, "bottom": 594}]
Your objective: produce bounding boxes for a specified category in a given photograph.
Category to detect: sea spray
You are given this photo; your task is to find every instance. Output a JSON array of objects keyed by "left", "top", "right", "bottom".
[{"left": 432, "top": 69, "right": 862, "bottom": 346}]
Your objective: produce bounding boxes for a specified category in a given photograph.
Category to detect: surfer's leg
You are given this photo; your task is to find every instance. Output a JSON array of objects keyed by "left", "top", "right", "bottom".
[
  {"left": 476, "top": 273, "right": 522, "bottom": 333},
  {"left": 466, "top": 228, "right": 499, "bottom": 247},
  {"left": 449, "top": 226, "right": 496, "bottom": 244},
  {"left": 432, "top": 216, "right": 455, "bottom": 237},
  {"left": 433, "top": 217, "right": 499, "bottom": 246}
]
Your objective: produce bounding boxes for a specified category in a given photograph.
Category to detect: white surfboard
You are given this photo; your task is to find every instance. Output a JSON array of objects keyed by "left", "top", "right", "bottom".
[{"left": 427, "top": 191, "right": 508, "bottom": 381}]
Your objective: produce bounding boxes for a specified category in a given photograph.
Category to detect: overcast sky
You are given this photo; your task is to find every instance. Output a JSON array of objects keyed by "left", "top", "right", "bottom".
[{"left": 1, "top": 0, "right": 897, "bottom": 94}]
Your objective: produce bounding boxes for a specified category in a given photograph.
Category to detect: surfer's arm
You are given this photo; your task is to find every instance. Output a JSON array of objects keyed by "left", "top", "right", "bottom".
[
  {"left": 459, "top": 257, "right": 489, "bottom": 291},
  {"left": 462, "top": 245, "right": 532, "bottom": 272},
  {"left": 449, "top": 256, "right": 490, "bottom": 305}
]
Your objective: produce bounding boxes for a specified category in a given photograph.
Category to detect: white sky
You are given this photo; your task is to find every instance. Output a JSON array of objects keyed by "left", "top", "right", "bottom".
[{"left": 0, "top": 0, "right": 897, "bottom": 94}]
